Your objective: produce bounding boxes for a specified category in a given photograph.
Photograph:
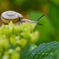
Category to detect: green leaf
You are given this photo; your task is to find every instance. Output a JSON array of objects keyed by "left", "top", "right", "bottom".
[
  {"left": 49, "top": 2, "right": 59, "bottom": 40},
  {"left": 9, "top": 43, "right": 15, "bottom": 49},
  {"left": 51, "top": 0, "right": 59, "bottom": 6},
  {"left": 20, "top": 44, "right": 37, "bottom": 59},
  {"left": 26, "top": 41, "right": 59, "bottom": 59}
]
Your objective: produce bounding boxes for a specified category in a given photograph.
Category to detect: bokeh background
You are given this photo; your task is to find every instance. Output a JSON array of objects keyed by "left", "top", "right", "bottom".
[{"left": 0, "top": 0, "right": 59, "bottom": 45}]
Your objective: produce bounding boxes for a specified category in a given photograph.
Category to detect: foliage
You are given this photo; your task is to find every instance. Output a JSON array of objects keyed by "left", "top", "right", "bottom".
[
  {"left": 20, "top": 44, "right": 37, "bottom": 59},
  {"left": 0, "top": 21, "right": 39, "bottom": 59},
  {"left": 26, "top": 41, "right": 59, "bottom": 59},
  {"left": 0, "top": 0, "right": 59, "bottom": 59},
  {"left": 49, "top": 1, "right": 59, "bottom": 41}
]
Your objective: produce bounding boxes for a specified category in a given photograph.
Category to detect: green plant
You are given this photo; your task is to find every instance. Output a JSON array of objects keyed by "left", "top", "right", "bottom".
[
  {"left": 26, "top": 41, "right": 59, "bottom": 59},
  {"left": 0, "top": 21, "right": 39, "bottom": 59}
]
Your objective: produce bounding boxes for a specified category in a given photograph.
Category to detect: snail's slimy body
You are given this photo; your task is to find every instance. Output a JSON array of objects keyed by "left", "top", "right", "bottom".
[{"left": 1, "top": 10, "right": 45, "bottom": 26}]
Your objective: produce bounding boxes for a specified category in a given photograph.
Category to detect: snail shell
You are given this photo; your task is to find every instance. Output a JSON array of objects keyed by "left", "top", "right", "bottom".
[{"left": 1, "top": 11, "right": 23, "bottom": 23}]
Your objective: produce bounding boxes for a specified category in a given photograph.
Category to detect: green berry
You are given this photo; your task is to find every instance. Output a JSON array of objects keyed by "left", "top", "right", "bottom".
[
  {"left": 11, "top": 52, "right": 19, "bottom": 59},
  {"left": 15, "top": 36, "right": 20, "bottom": 40},
  {"left": 10, "top": 37, "right": 17, "bottom": 46},
  {"left": 16, "top": 40, "right": 20, "bottom": 44},
  {"left": 8, "top": 26, "right": 13, "bottom": 34},
  {"left": 4, "top": 51, "right": 9, "bottom": 55},
  {"left": 3, "top": 39, "right": 9, "bottom": 50},
  {"left": 19, "top": 39, "right": 27, "bottom": 48},
  {"left": 0, "top": 21, "right": 39, "bottom": 59},
  {"left": 15, "top": 46, "right": 21, "bottom": 52},
  {"left": 8, "top": 49, "right": 14, "bottom": 54},
  {"left": 2, "top": 55, "right": 9, "bottom": 59},
  {"left": 23, "top": 31, "right": 30, "bottom": 38},
  {"left": 0, "top": 39, "right": 4, "bottom": 47},
  {"left": 30, "top": 31, "right": 39, "bottom": 43}
]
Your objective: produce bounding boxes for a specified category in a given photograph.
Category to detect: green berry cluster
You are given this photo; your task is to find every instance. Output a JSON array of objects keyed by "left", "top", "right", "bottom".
[
  {"left": 0, "top": 37, "right": 19, "bottom": 59},
  {"left": 0, "top": 21, "right": 39, "bottom": 59}
]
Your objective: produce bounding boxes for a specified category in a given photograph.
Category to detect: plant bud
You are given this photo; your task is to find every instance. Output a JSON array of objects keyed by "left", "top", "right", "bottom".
[
  {"left": 11, "top": 52, "right": 19, "bottom": 59},
  {"left": 19, "top": 39, "right": 27, "bottom": 48},
  {"left": 8, "top": 49, "right": 14, "bottom": 54},
  {"left": 2, "top": 55, "right": 9, "bottom": 59},
  {"left": 3, "top": 40, "right": 9, "bottom": 50},
  {"left": 30, "top": 31, "right": 39, "bottom": 43},
  {"left": 10, "top": 37, "right": 17, "bottom": 46},
  {"left": 15, "top": 46, "right": 21, "bottom": 52}
]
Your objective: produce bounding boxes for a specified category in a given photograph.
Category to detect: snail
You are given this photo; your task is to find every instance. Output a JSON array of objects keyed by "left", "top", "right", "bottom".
[
  {"left": 1, "top": 11, "right": 23, "bottom": 23},
  {"left": 1, "top": 10, "right": 46, "bottom": 26}
]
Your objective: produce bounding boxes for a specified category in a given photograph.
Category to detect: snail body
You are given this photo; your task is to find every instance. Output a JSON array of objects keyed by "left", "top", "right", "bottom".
[
  {"left": 1, "top": 10, "right": 45, "bottom": 26},
  {"left": 1, "top": 11, "right": 23, "bottom": 23}
]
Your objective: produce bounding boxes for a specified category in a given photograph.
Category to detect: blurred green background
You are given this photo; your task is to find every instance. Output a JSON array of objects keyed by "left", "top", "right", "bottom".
[{"left": 0, "top": 0, "right": 59, "bottom": 45}]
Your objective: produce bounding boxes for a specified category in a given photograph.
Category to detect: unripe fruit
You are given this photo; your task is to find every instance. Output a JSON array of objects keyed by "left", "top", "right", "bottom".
[
  {"left": 30, "top": 31, "right": 39, "bottom": 44},
  {"left": 19, "top": 39, "right": 27, "bottom": 48},
  {"left": 8, "top": 49, "right": 14, "bottom": 54},
  {"left": 3, "top": 40, "right": 9, "bottom": 50},
  {"left": 0, "top": 39, "right": 4, "bottom": 47},
  {"left": 2, "top": 55, "right": 9, "bottom": 59},
  {"left": 11, "top": 53, "right": 19, "bottom": 59},
  {"left": 10, "top": 37, "right": 17, "bottom": 46},
  {"left": 15, "top": 46, "right": 21, "bottom": 52},
  {"left": 0, "top": 21, "right": 39, "bottom": 59}
]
